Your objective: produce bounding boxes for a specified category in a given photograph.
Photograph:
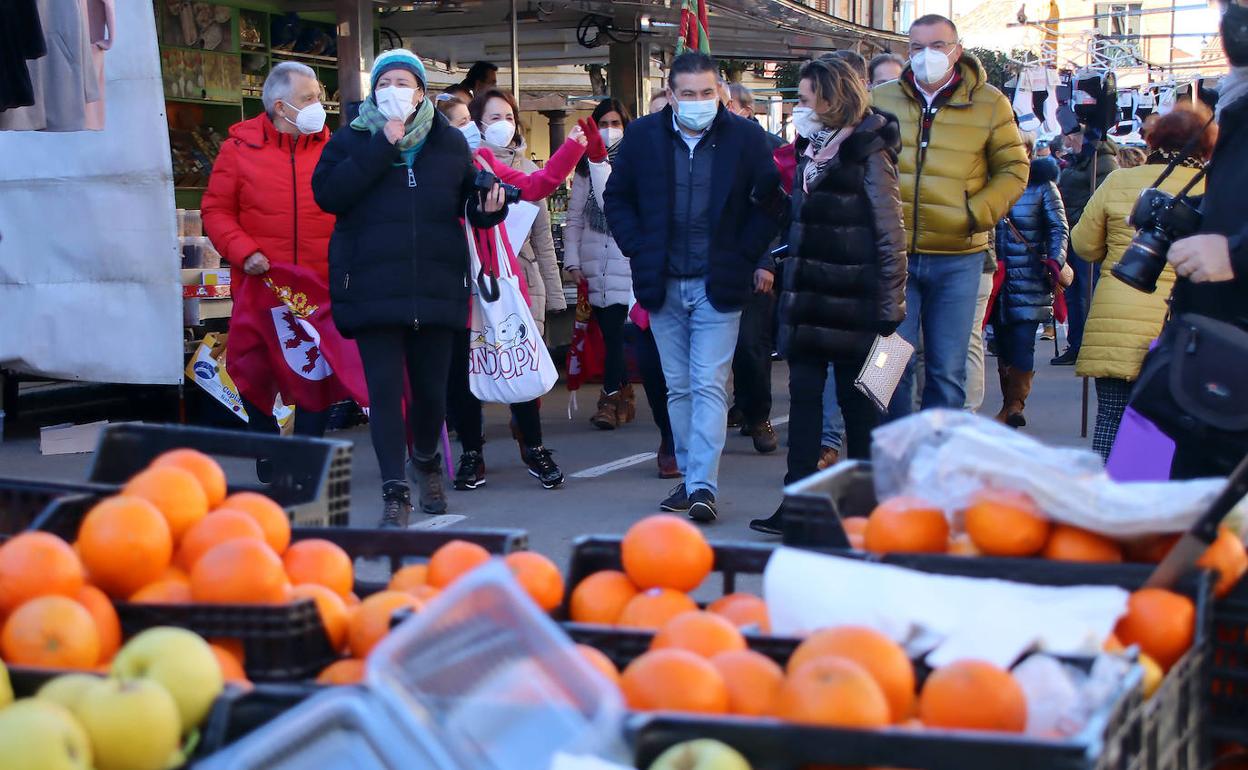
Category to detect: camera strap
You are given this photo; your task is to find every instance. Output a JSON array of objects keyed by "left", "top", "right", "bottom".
[{"left": 1147, "top": 113, "right": 1215, "bottom": 197}]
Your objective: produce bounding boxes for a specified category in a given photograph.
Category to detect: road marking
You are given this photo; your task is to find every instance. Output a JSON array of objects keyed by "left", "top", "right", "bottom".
[
  {"left": 409, "top": 514, "right": 467, "bottom": 530},
  {"left": 570, "top": 415, "right": 790, "bottom": 479}
]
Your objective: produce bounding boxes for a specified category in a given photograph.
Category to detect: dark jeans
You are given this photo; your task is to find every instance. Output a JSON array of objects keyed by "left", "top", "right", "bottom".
[
  {"left": 635, "top": 325, "right": 673, "bottom": 447},
  {"left": 447, "top": 329, "right": 543, "bottom": 454},
  {"left": 993, "top": 320, "right": 1040, "bottom": 372},
  {"left": 787, "top": 356, "right": 878, "bottom": 484},
  {"left": 1065, "top": 248, "right": 1099, "bottom": 352},
  {"left": 242, "top": 399, "right": 329, "bottom": 438},
  {"left": 732, "top": 289, "right": 775, "bottom": 424},
  {"left": 355, "top": 325, "right": 455, "bottom": 483},
  {"left": 592, "top": 303, "right": 629, "bottom": 393}
]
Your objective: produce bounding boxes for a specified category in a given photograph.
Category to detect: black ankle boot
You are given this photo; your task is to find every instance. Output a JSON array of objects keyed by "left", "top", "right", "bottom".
[
  {"left": 380, "top": 481, "right": 412, "bottom": 528},
  {"left": 408, "top": 454, "right": 448, "bottom": 515}
]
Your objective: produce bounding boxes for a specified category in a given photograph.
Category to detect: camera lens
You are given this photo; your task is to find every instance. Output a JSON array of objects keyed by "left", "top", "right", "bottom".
[{"left": 1113, "top": 230, "right": 1169, "bottom": 293}]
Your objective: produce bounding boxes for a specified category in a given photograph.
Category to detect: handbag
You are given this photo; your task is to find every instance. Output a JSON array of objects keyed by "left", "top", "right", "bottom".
[
  {"left": 465, "top": 216, "right": 558, "bottom": 404},
  {"left": 855, "top": 333, "right": 915, "bottom": 413},
  {"left": 1130, "top": 312, "right": 1248, "bottom": 457}
]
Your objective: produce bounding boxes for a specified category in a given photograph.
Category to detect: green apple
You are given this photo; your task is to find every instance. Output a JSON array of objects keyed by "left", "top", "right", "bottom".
[
  {"left": 37, "top": 673, "right": 102, "bottom": 712},
  {"left": 111, "top": 626, "right": 223, "bottom": 732},
  {"left": 0, "top": 699, "right": 93, "bottom": 770},
  {"left": 648, "top": 739, "right": 753, "bottom": 770},
  {"left": 0, "top": 659, "right": 12, "bottom": 708},
  {"left": 73, "top": 678, "right": 181, "bottom": 770}
]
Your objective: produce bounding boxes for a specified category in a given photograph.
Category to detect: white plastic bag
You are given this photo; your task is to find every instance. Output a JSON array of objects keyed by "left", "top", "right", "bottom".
[
  {"left": 465, "top": 220, "right": 558, "bottom": 404},
  {"left": 870, "top": 410, "right": 1224, "bottom": 536}
]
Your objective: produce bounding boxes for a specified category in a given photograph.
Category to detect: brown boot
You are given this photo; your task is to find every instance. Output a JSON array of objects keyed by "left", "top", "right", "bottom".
[
  {"left": 590, "top": 389, "right": 620, "bottom": 430},
  {"left": 995, "top": 366, "right": 1013, "bottom": 423},
  {"left": 1004, "top": 369, "right": 1034, "bottom": 428},
  {"left": 618, "top": 383, "right": 637, "bottom": 425}
]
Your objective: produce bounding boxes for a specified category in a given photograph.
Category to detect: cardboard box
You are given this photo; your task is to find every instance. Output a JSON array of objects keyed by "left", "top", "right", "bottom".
[{"left": 40, "top": 420, "right": 109, "bottom": 455}]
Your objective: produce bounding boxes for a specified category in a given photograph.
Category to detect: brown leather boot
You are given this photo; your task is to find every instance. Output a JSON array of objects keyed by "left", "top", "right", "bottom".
[
  {"left": 1004, "top": 369, "right": 1034, "bottom": 428},
  {"left": 995, "top": 366, "right": 1013, "bottom": 423},
  {"left": 590, "top": 389, "right": 620, "bottom": 430},
  {"left": 618, "top": 383, "right": 637, "bottom": 425}
]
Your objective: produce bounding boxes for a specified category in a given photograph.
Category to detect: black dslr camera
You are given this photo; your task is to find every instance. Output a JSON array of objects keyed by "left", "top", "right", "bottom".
[
  {"left": 1112, "top": 188, "right": 1203, "bottom": 293},
  {"left": 473, "top": 170, "right": 522, "bottom": 205}
]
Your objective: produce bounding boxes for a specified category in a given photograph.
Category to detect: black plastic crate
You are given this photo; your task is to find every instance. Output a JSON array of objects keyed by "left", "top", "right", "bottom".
[
  {"left": 0, "top": 477, "right": 110, "bottom": 539},
  {"left": 1209, "top": 580, "right": 1248, "bottom": 745},
  {"left": 198, "top": 682, "right": 319, "bottom": 755},
  {"left": 779, "top": 459, "right": 874, "bottom": 548}
]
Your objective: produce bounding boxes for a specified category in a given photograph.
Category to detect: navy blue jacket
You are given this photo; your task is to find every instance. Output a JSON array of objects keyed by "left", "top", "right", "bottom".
[
  {"left": 603, "top": 105, "right": 782, "bottom": 312},
  {"left": 312, "top": 113, "right": 503, "bottom": 336},
  {"left": 993, "top": 158, "right": 1068, "bottom": 325}
]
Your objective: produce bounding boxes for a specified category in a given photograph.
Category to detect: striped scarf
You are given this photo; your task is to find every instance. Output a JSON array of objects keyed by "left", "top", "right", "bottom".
[{"left": 351, "top": 97, "right": 434, "bottom": 167}]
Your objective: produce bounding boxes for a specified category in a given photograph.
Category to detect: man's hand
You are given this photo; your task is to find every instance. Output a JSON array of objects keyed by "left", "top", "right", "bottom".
[
  {"left": 384, "top": 119, "right": 406, "bottom": 145},
  {"left": 754, "top": 268, "right": 774, "bottom": 294},
  {"left": 481, "top": 183, "right": 506, "bottom": 214},
  {"left": 243, "top": 252, "right": 270, "bottom": 275},
  {"left": 1169, "top": 234, "right": 1237, "bottom": 283}
]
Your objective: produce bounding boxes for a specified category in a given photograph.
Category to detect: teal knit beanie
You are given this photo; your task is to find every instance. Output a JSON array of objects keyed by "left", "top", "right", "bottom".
[{"left": 371, "top": 49, "right": 427, "bottom": 91}]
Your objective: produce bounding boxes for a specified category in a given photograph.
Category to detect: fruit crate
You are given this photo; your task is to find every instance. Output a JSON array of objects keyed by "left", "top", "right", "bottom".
[
  {"left": 85, "top": 422, "right": 354, "bottom": 527},
  {"left": 0, "top": 477, "right": 111, "bottom": 539},
  {"left": 1208, "top": 580, "right": 1248, "bottom": 745}
]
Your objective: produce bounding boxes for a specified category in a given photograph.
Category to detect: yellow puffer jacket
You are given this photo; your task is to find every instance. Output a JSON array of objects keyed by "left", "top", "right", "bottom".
[
  {"left": 871, "top": 54, "right": 1028, "bottom": 256},
  {"left": 1071, "top": 164, "right": 1206, "bottom": 381}
]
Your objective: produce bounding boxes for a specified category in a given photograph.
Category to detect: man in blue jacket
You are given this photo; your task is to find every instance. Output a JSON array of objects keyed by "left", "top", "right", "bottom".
[{"left": 604, "top": 52, "right": 782, "bottom": 523}]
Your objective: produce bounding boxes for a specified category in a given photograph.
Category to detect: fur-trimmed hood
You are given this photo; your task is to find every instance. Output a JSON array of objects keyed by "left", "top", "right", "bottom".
[{"left": 1027, "top": 156, "right": 1061, "bottom": 186}]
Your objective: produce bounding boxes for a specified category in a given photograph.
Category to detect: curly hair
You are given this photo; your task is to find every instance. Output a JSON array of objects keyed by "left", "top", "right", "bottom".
[{"left": 1146, "top": 104, "right": 1217, "bottom": 160}]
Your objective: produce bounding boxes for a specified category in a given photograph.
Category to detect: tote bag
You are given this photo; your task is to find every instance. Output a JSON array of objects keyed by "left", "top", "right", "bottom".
[{"left": 465, "top": 217, "right": 558, "bottom": 404}]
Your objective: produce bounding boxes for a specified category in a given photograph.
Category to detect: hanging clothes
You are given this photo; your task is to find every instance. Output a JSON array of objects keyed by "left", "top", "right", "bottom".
[
  {"left": 0, "top": 0, "right": 47, "bottom": 112},
  {"left": 0, "top": 0, "right": 100, "bottom": 131},
  {"left": 83, "top": 0, "right": 115, "bottom": 130}
]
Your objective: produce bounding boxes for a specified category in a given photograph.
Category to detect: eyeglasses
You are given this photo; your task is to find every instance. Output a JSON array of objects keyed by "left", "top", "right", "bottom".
[{"left": 909, "top": 40, "right": 959, "bottom": 54}]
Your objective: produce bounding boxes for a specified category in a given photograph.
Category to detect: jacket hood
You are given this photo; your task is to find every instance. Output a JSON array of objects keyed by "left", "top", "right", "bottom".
[
  {"left": 228, "top": 112, "right": 329, "bottom": 149},
  {"left": 1027, "top": 156, "right": 1061, "bottom": 186},
  {"left": 840, "top": 109, "right": 902, "bottom": 161}
]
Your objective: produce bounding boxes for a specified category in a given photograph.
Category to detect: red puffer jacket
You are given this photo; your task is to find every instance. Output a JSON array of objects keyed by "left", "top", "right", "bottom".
[{"left": 203, "top": 114, "right": 336, "bottom": 283}]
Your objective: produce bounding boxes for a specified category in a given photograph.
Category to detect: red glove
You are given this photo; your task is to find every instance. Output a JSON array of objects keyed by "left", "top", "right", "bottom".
[{"left": 579, "top": 117, "right": 607, "bottom": 163}]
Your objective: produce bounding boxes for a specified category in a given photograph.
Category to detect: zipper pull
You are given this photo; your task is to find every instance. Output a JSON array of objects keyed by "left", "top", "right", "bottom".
[
  {"left": 407, "top": 168, "right": 417, "bottom": 188},
  {"left": 344, "top": 273, "right": 350, "bottom": 289}
]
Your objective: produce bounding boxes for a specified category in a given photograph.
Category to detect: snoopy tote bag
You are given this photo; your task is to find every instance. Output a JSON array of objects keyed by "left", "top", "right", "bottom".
[{"left": 465, "top": 219, "right": 558, "bottom": 404}]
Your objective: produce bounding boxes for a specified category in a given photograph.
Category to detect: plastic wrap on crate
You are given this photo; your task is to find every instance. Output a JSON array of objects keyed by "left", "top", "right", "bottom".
[
  {"left": 871, "top": 410, "right": 1223, "bottom": 536},
  {"left": 366, "top": 561, "right": 630, "bottom": 770}
]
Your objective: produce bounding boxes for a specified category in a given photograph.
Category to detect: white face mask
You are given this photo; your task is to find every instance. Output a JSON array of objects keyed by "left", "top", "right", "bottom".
[
  {"left": 459, "top": 121, "right": 482, "bottom": 151},
  {"left": 374, "top": 86, "right": 417, "bottom": 122},
  {"left": 910, "top": 47, "right": 953, "bottom": 86},
  {"left": 792, "top": 106, "right": 824, "bottom": 139},
  {"left": 483, "top": 119, "right": 516, "bottom": 148},
  {"left": 674, "top": 98, "right": 718, "bottom": 131},
  {"left": 600, "top": 127, "right": 624, "bottom": 147},
  {"left": 281, "top": 101, "right": 327, "bottom": 135}
]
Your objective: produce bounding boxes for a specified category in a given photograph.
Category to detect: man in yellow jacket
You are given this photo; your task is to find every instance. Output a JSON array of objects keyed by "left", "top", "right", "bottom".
[{"left": 872, "top": 15, "right": 1029, "bottom": 416}]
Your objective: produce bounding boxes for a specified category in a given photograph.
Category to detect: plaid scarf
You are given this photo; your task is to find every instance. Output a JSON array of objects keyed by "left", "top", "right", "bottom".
[
  {"left": 351, "top": 97, "right": 435, "bottom": 167},
  {"left": 1146, "top": 148, "right": 1205, "bottom": 170},
  {"left": 802, "top": 125, "right": 848, "bottom": 193},
  {"left": 583, "top": 142, "right": 622, "bottom": 233}
]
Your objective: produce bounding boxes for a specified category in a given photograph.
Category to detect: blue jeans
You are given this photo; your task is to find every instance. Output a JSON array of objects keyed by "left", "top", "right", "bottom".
[
  {"left": 822, "top": 364, "right": 845, "bottom": 451},
  {"left": 888, "top": 253, "right": 985, "bottom": 418},
  {"left": 650, "top": 278, "right": 743, "bottom": 496},
  {"left": 994, "top": 321, "right": 1040, "bottom": 372},
  {"left": 1065, "top": 247, "right": 1099, "bottom": 352}
]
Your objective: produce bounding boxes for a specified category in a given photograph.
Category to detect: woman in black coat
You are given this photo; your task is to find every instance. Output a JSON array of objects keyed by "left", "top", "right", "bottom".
[
  {"left": 312, "top": 50, "right": 505, "bottom": 527},
  {"left": 990, "top": 139, "right": 1068, "bottom": 427},
  {"left": 751, "top": 58, "right": 907, "bottom": 535}
]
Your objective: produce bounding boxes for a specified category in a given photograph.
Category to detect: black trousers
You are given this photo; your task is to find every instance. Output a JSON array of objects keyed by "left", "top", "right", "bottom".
[
  {"left": 355, "top": 325, "right": 455, "bottom": 483},
  {"left": 733, "top": 289, "right": 775, "bottom": 424},
  {"left": 591, "top": 303, "right": 629, "bottom": 394},
  {"left": 786, "top": 355, "right": 878, "bottom": 484},
  {"left": 242, "top": 399, "right": 329, "bottom": 438},
  {"left": 447, "top": 329, "right": 543, "bottom": 454},
  {"left": 635, "top": 325, "right": 673, "bottom": 447}
]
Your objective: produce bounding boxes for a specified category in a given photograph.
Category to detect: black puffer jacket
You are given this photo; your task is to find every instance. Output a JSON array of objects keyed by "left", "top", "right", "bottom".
[
  {"left": 312, "top": 112, "right": 503, "bottom": 336},
  {"left": 778, "top": 110, "right": 907, "bottom": 363},
  {"left": 994, "top": 157, "right": 1068, "bottom": 325},
  {"left": 1058, "top": 138, "right": 1118, "bottom": 225}
]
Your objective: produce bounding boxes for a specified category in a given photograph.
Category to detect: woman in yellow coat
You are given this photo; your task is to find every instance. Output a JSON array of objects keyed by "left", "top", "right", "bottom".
[{"left": 1071, "top": 107, "right": 1217, "bottom": 460}]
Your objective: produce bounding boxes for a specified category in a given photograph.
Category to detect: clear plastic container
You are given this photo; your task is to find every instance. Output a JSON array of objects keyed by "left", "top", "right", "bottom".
[
  {"left": 184, "top": 209, "right": 203, "bottom": 237},
  {"left": 181, "top": 236, "right": 205, "bottom": 269},
  {"left": 202, "top": 240, "right": 223, "bottom": 269}
]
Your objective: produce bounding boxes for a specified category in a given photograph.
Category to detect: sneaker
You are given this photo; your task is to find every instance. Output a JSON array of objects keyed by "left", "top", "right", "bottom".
[
  {"left": 688, "top": 489, "right": 718, "bottom": 523},
  {"left": 525, "top": 446, "right": 564, "bottom": 489},
  {"left": 1051, "top": 347, "right": 1079, "bottom": 366},
  {"left": 407, "top": 456, "right": 447, "bottom": 515},
  {"left": 749, "top": 506, "right": 784, "bottom": 535},
  {"left": 453, "top": 450, "right": 486, "bottom": 490},
  {"left": 751, "top": 420, "right": 779, "bottom": 454},
  {"left": 660, "top": 483, "right": 690, "bottom": 512},
  {"left": 726, "top": 406, "right": 745, "bottom": 430},
  {"left": 380, "top": 481, "right": 412, "bottom": 529}
]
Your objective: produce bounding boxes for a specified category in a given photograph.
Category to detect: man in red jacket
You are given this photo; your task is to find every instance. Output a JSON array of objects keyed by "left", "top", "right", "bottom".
[{"left": 203, "top": 61, "right": 338, "bottom": 437}]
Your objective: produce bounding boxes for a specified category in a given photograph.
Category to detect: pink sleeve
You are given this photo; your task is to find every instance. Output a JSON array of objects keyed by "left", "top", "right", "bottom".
[{"left": 483, "top": 139, "right": 586, "bottom": 202}]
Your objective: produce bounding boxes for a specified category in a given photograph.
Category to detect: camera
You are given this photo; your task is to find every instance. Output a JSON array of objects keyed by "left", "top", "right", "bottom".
[
  {"left": 473, "top": 170, "right": 522, "bottom": 205},
  {"left": 1112, "top": 188, "right": 1203, "bottom": 293}
]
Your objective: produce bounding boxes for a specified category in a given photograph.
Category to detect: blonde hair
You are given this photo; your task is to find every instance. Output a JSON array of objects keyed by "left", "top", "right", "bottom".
[
  {"left": 799, "top": 58, "right": 869, "bottom": 129},
  {"left": 1118, "top": 146, "right": 1147, "bottom": 168}
]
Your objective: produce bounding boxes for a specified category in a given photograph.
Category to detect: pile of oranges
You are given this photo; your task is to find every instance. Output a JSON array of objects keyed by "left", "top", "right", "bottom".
[{"left": 853, "top": 490, "right": 1248, "bottom": 598}]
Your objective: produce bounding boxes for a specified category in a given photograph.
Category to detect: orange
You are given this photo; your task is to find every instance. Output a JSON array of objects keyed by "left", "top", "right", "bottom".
[
  {"left": 221, "top": 492, "right": 291, "bottom": 555},
  {"left": 787, "top": 626, "right": 915, "bottom": 723},
  {"left": 427, "top": 540, "right": 491, "bottom": 588},
  {"left": 651, "top": 611, "right": 747, "bottom": 659},
  {"left": 283, "top": 539, "right": 354, "bottom": 599},
  {"left": 130, "top": 579, "right": 193, "bottom": 604},
  {"left": 1197, "top": 526, "right": 1248, "bottom": 598},
  {"left": 1, "top": 595, "right": 100, "bottom": 668},
  {"left": 918, "top": 659, "right": 1026, "bottom": 732},
  {"left": 710, "top": 649, "right": 784, "bottom": 717},
  {"left": 0, "top": 531, "right": 84, "bottom": 615},
  {"left": 1125, "top": 534, "right": 1179, "bottom": 564},
  {"left": 964, "top": 489, "right": 1050, "bottom": 557},
  {"left": 158, "top": 565, "right": 191, "bottom": 585},
  {"left": 348, "top": 590, "right": 423, "bottom": 658},
  {"left": 1042, "top": 525, "right": 1124, "bottom": 563},
  {"left": 75, "top": 585, "right": 120, "bottom": 663},
  {"left": 948, "top": 534, "right": 981, "bottom": 557},
  {"left": 621, "top": 515, "right": 714, "bottom": 592},
  {"left": 576, "top": 644, "right": 622, "bottom": 685},
  {"left": 346, "top": 592, "right": 361, "bottom": 607},
  {"left": 152, "top": 449, "right": 227, "bottom": 507},
  {"left": 842, "top": 517, "right": 869, "bottom": 536},
  {"left": 122, "top": 466, "right": 209, "bottom": 543},
  {"left": 620, "top": 648, "right": 729, "bottom": 714},
  {"left": 317, "top": 658, "right": 366, "bottom": 685},
  {"left": 864, "top": 497, "right": 949, "bottom": 554},
  {"left": 707, "top": 593, "right": 771, "bottom": 634},
  {"left": 191, "top": 538, "right": 290, "bottom": 605},
  {"left": 210, "top": 638, "right": 246, "bottom": 667},
  {"left": 76, "top": 496, "right": 171, "bottom": 599},
  {"left": 175, "top": 509, "right": 266, "bottom": 571},
  {"left": 291, "top": 583, "right": 350, "bottom": 652},
  {"left": 504, "top": 552, "right": 565, "bottom": 612},
  {"left": 776, "top": 657, "right": 891, "bottom": 728},
  {"left": 617, "top": 588, "right": 698, "bottom": 630},
  {"left": 1114, "top": 588, "right": 1195, "bottom": 671},
  {"left": 388, "top": 564, "right": 429, "bottom": 592},
  {"left": 569, "top": 570, "right": 638, "bottom": 625},
  {"left": 210, "top": 643, "right": 250, "bottom": 684},
  {"left": 408, "top": 585, "right": 441, "bottom": 603}
]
